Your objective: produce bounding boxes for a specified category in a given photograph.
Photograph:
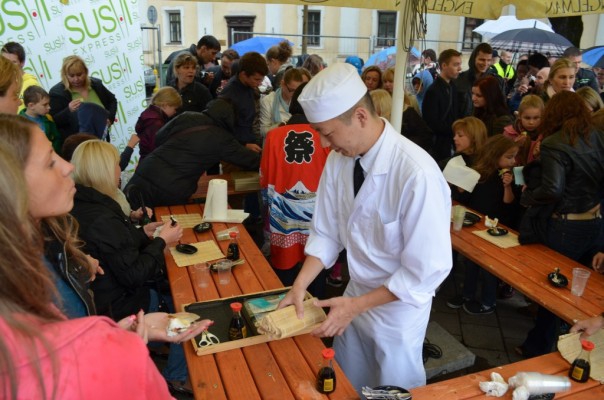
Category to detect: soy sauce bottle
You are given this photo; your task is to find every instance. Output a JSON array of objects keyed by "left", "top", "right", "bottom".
[
  {"left": 226, "top": 231, "right": 240, "bottom": 261},
  {"left": 228, "top": 302, "right": 247, "bottom": 340},
  {"left": 569, "top": 339, "right": 594, "bottom": 382},
  {"left": 317, "top": 348, "right": 336, "bottom": 394}
]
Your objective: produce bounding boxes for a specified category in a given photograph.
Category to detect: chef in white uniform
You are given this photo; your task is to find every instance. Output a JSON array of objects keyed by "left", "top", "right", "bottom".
[{"left": 280, "top": 63, "right": 452, "bottom": 392}]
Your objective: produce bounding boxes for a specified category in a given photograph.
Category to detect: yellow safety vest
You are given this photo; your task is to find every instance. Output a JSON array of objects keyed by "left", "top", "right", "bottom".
[{"left": 493, "top": 62, "right": 515, "bottom": 80}]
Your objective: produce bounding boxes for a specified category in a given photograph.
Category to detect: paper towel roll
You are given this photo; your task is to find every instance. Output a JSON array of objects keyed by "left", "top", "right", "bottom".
[{"left": 205, "top": 179, "right": 228, "bottom": 220}]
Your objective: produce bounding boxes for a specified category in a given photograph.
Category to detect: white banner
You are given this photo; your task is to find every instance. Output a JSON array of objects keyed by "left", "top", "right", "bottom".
[{"left": 0, "top": 0, "right": 145, "bottom": 168}]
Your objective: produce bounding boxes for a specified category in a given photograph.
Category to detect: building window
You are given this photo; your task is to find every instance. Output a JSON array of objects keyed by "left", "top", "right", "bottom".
[
  {"left": 307, "top": 10, "right": 321, "bottom": 46},
  {"left": 377, "top": 11, "right": 396, "bottom": 47},
  {"left": 462, "top": 18, "right": 483, "bottom": 50},
  {"left": 225, "top": 15, "right": 256, "bottom": 47},
  {"left": 167, "top": 11, "right": 182, "bottom": 44}
]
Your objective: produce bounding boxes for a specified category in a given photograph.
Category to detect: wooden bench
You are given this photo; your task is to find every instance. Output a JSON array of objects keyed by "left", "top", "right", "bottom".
[
  {"left": 451, "top": 207, "right": 604, "bottom": 323},
  {"left": 156, "top": 203, "right": 359, "bottom": 400},
  {"left": 410, "top": 352, "right": 603, "bottom": 398}
]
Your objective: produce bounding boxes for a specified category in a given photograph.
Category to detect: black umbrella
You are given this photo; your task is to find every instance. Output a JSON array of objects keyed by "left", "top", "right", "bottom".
[{"left": 489, "top": 28, "right": 573, "bottom": 56}]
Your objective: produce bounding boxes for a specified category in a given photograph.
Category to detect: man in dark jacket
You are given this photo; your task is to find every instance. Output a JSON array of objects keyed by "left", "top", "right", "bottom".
[
  {"left": 208, "top": 49, "right": 240, "bottom": 98},
  {"left": 455, "top": 43, "right": 504, "bottom": 118},
  {"left": 563, "top": 46, "right": 600, "bottom": 92},
  {"left": 422, "top": 49, "right": 462, "bottom": 161},
  {"left": 125, "top": 99, "right": 261, "bottom": 207},
  {"left": 164, "top": 35, "right": 221, "bottom": 87},
  {"left": 219, "top": 51, "right": 268, "bottom": 150}
]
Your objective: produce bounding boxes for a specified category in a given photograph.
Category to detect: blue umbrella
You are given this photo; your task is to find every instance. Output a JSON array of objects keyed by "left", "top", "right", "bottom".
[
  {"left": 582, "top": 46, "right": 604, "bottom": 69},
  {"left": 230, "top": 36, "right": 294, "bottom": 56},
  {"left": 365, "top": 46, "right": 420, "bottom": 70}
]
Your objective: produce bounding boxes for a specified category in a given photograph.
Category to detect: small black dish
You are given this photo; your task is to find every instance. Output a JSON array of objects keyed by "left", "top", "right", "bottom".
[
  {"left": 528, "top": 394, "right": 554, "bottom": 400},
  {"left": 548, "top": 272, "right": 568, "bottom": 288},
  {"left": 373, "top": 386, "right": 411, "bottom": 399},
  {"left": 487, "top": 227, "right": 508, "bottom": 236},
  {"left": 175, "top": 243, "right": 198, "bottom": 254},
  {"left": 193, "top": 222, "right": 212, "bottom": 233},
  {"left": 463, "top": 212, "right": 481, "bottom": 227}
]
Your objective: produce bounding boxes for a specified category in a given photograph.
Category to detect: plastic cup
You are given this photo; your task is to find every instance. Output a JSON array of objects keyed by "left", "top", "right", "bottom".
[
  {"left": 452, "top": 205, "right": 466, "bottom": 231},
  {"left": 571, "top": 268, "right": 591, "bottom": 296},
  {"left": 215, "top": 260, "right": 233, "bottom": 285},
  {"left": 193, "top": 263, "right": 210, "bottom": 288}
]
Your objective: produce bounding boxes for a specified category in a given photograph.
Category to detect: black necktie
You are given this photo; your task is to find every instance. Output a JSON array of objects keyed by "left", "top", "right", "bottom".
[{"left": 353, "top": 158, "right": 364, "bottom": 197}]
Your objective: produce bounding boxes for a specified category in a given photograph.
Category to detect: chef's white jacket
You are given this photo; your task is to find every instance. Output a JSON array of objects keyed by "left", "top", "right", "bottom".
[{"left": 305, "top": 121, "right": 452, "bottom": 392}]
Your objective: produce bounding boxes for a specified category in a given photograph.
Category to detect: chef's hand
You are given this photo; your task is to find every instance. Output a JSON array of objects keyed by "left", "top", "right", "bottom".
[
  {"left": 144, "top": 312, "right": 214, "bottom": 343},
  {"left": 311, "top": 296, "right": 361, "bottom": 337},
  {"left": 570, "top": 315, "right": 604, "bottom": 338},
  {"left": 278, "top": 287, "right": 307, "bottom": 319}
]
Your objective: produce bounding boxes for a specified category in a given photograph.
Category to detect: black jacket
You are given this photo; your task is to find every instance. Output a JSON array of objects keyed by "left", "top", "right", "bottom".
[
  {"left": 125, "top": 100, "right": 261, "bottom": 207},
  {"left": 401, "top": 107, "right": 433, "bottom": 154},
  {"left": 422, "top": 76, "right": 458, "bottom": 138},
  {"left": 49, "top": 77, "right": 117, "bottom": 141},
  {"left": 45, "top": 237, "right": 97, "bottom": 316},
  {"left": 71, "top": 184, "right": 166, "bottom": 321},
  {"left": 454, "top": 49, "right": 505, "bottom": 118},
  {"left": 521, "top": 129, "right": 604, "bottom": 214},
  {"left": 171, "top": 81, "right": 212, "bottom": 113}
]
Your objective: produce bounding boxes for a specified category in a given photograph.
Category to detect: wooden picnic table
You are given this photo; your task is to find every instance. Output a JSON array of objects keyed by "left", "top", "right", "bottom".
[
  {"left": 410, "top": 352, "right": 603, "bottom": 398},
  {"left": 155, "top": 203, "right": 359, "bottom": 400},
  {"left": 189, "top": 173, "right": 259, "bottom": 201},
  {"left": 451, "top": 207, "right": 604, "bottom": 324}
]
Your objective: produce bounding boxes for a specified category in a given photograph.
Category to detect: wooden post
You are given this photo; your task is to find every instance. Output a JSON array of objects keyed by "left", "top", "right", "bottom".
[{"left": 302, "top": 5, "right": 308, "bottom": 55}]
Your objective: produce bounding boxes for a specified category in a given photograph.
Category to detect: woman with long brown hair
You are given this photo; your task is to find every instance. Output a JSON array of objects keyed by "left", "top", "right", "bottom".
[
  {"left": 472, "top": 75, "right": 513, "bottom": 136},
  {"left": 0, "top": 116, "right": 180, "bottom": 399},
  {"left": 0, "top": 115, "right": 209, "bottom": 397},
  {"left": 518, "top": 90, "right": 604, "bottom": 357}
]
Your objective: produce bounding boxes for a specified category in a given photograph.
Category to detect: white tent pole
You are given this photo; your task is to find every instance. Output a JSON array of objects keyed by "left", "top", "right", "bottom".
[{"left": 391, "top": 6, "right": 414, "bottom": 132}]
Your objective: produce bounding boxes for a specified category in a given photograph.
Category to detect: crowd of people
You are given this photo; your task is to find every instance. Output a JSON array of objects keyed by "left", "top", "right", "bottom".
[{"left": 1, "top": 33, "right": 604, "bottom": 399}]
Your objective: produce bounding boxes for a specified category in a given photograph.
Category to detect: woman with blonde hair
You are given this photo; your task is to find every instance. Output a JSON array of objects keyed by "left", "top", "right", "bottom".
[
  {"left": 70, "top": 139, "right": 196, "bottom": 392},
  {"left": 136, "top": 86, "right": 183, "bottom": 159},
  {"left": 370, "top": 89, "right": 392, "bottom": 121},
  {"left": 361, "top": 66, "right": 383, "bottom": 91},
  {"left": 0, "top": 56, "right": 22, "bottom": 114},
  {"left": 0, "top": 114, "right": 207, "bottom": 398},
  {"left": 401, "top": 91, "right": 433, "bottom": 153},
  {"left": 576, "top": 86, "right": 603, "bottom": 113},
  {"left": 49, "top": 55, "right": 117, "bottom": 140},
  {"left": 382, "top": 67, "right": 395, "bottom": 94},
  {"left": 70, "top": 140, "right": 181, "bottom": 319},
  {"left": 542, "top": 58, "right": 575, "bottom": 102},
  {"left": 450, "top": 117, "right": 488, "bottom": 163}
]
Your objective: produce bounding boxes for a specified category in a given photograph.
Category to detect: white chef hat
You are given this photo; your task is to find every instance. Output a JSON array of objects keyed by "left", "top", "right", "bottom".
[{"left": 298, "top": 62, "right": 368, "bottom": 123}]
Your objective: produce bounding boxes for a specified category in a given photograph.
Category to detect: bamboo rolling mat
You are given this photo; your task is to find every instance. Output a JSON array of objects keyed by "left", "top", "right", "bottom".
[
  {"left": 472, "top": 229, "right": 520, "bottom": 249},
  {"left": 160, "top": 213, "right": 203, "bottom": 228},
  {"left": 169, "top": 240, "right": 225, "bottom": 267}
]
